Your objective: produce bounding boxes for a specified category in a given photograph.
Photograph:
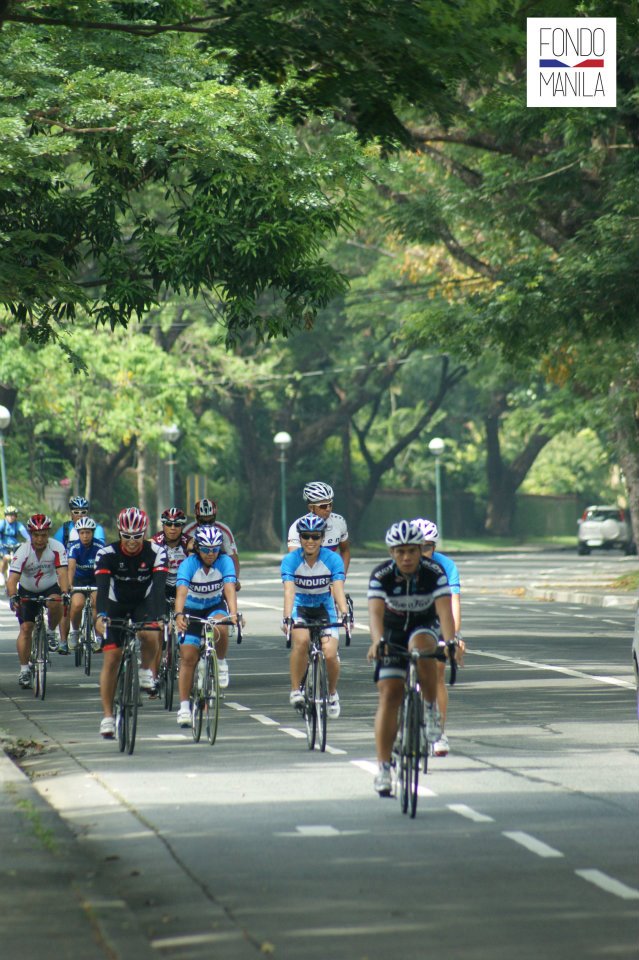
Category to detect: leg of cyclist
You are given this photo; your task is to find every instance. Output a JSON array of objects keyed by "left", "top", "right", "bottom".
[
  {"left": 410, "top": 626, "right": 442, "bottom": 746},
  {"left": 139, "top": 628, "right": 162, "bottom": 695},
  {"left": 98, "top": 638, "right": 123, "bottom": 739},
  {"left": 373, "top": 673, "right": 404, "bottom": 795},
  {"left": 209, "top": 615, "right": 230, "bottom": 688},
  {"left": 176, "top": 633, "right": 199, "bottom": 726},
  {"left": 289, "top": 626, "right": 310, "bottom": 707},
  {"left": 68, "top": 591, "right": 84, "bottom": 650}
]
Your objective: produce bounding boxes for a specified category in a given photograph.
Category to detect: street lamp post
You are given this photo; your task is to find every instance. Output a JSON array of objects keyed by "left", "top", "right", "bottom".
[
  {"left": 428, "top": 436, "right": 445, "bottom": 543},
  {"left": 273, "top": 431, "right": 292, "bottom": 552},
  {"left": 161, "top": 423, "right": 181, "bottom": 508},
  {"left": 0, "top": 405, "right": 11, "bottom": 508}
]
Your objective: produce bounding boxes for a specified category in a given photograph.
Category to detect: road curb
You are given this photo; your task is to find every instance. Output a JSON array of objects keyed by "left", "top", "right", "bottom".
[
  {"left": 0, "top": 740, "right": 156, "bottom": 959},
  {"left": 528, "top": 587, "right": 637, "bottom": 609}
]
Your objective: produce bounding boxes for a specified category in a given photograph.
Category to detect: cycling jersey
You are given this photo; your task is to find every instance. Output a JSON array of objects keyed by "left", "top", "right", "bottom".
[
  {"left": 183, "top": 520, "right": 237, "bottom": 556},
  {"left": 152, "top": 532, "right": 190, "bottom": 587},
  {"left": 176, "top": 553, "right": 236, "bottom": 611},
  {"left": 433, "top": 551, "right": 460, "bottom": 595},
  {"left": 287, "top": 512, "right": 349, "bottom": 552},
  {"left": 95, "top": 541, "right": 167, "bottom": 617},
  {"left": 367, "top": 556, "right": 451, "bottom": 632},
  {"left": 53, "top": 521, "right": 106, "bottom": 549},
  {"left": 280, "top": 547, "right": 345, "bottom": 607},
  {"left": 0, "top": 519, "right": 29, "bottom": 551},
  {"left": 67, "top": 540, "right": 102, "bottom": 586},
  {"left": 9, "top": 540, "right": 68, "bottom": 592}
]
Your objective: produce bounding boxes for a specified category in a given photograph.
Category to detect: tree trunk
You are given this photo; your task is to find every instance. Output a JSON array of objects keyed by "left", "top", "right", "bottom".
[
  {"left": 229, "top": 395, "right": 280, "bottom": 549},
  {"left": 137, "top": 445, "right": 150, "bottom": 516},
  {"left": 611, "top": 379, "right": 639, "bottom": 548}
]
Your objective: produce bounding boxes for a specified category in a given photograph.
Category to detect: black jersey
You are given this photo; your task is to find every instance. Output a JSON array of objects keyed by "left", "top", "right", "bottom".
[
  {"left": 95, "top": 540, "right": 168, "bottom": 617},
  {"left": 367, "top": 556, "right": 451, "bottom": 632}
]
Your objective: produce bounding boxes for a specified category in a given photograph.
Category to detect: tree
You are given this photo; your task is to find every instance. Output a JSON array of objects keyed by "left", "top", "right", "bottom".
[{"left": 0, "top": 1, "right": 364, "bottom": 345}]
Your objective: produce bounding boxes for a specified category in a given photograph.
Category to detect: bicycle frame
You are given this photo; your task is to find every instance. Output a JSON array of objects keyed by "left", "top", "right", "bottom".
[
  {"left": 19, "top": 594, "right": 67, "bottom": 700},
  {"left": 104, "top": 618, "right": 158, "bottom": 756},
  {"left": 285, "top": 616, "right": 347, "bottom": 752},
  {"left": 181, "top": 613, "right": 242, "bottom": 745}
]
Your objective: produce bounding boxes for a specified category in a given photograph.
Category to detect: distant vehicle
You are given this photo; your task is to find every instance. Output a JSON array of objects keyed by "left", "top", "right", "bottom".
[{"left": 577, "top": 505, "right": 636, "bottom": 555}]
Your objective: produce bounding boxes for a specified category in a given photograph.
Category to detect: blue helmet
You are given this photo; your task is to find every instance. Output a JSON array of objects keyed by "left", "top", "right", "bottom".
[
  {"left": 195, "top": 525, "right": 223, "bottom": 550},
  {"left": 296, "top": 513, "right": 327, "bottom": 534},
  {"left": 69, "top": 495, "right": 89, "bottom": 510}
]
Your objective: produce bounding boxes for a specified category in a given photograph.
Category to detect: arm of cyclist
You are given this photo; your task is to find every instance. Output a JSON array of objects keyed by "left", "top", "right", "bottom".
[
  {"left": 174, "top": 583, "right": 188, "bottom": 632},
  {"left": 281, "top": 581, "right": 296, "bottom": 634},
  {"left": 331, "top": 578, "right": 350, "bottom": 625},
  {"left": 67, "top": 557, "right": 77, "bottom": 589},
  {"left": 366, "top": 596, "right": 385, "bottom": 663},
  {"left": 338, "top": 537, "right": 351, "bottom": 575},
  {"left": 221, "top": 579, "right": 238, "bottom": 623}
]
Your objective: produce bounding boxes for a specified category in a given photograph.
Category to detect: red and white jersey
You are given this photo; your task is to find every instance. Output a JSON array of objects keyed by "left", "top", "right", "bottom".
[
  {"left": 9, "top": 540, "right": 68, "bottom": 592},
  {"left": 152, "top": 531, "right": 189, "bottom": 586},
  {"left": 183, "top": 520, "right": 237, "bottom": 556}
]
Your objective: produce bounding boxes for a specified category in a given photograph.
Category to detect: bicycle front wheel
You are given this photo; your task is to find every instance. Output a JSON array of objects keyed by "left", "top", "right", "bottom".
[
  {"left": 164, "top": 623, "right": 177, "bottom": 712},
  {"left": 124, "top": 654, "right": 139, "bottom": 755},
  {"left": 115, "top": 663, "right": 127, "bottom": 752},
  {"left": 406, "top": 690, "right": 421, "bottom": 818},
  {"left": 191, "top": 662, "right": 204, "bottom": 743},
  {"left": 34, "top": 619, "right": 47, "bottom": 701},
  {"left": 303, "top": 664, "right": 316, "bottom": 751},
  {"left": 316, "top": 653, "right": 328, "bottom": 753},
  {"left": 82, "top": 607, "right": 93, "bottom": 676},
  {"left": 205, "top": 651, "right": 219, "bottom": 746}
]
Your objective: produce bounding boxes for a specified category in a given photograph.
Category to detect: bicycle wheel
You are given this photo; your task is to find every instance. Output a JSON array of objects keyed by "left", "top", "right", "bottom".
[
  {"left": 164, "top": 623, "right": 177, "bottom": 712},
  {"left": 34, "top": 618, "right": 47, "bottom": 701},
  {"left": 316, "top": 653, "right": 328, "bottom": 753},
  {"left": 205, "top": 651, "right": 219, "bottom": 746},
  {"left": 82, "top": 606, "right": 93, "bottom": 677},
  {"left": 191, "top": 661, "right": 204, "bottom": 743},
  {"left": 398, "top": 700, "right": 409, "bottom": 814},
  {"left": 303, "top": 663, "right": 316, "bottom": 750},
  {"left": 74, "top": 619, "right": 83, "bottom": 669},
  {"left": 124, "top": 653, "right": 139, "bottom": 755},
  {"left": 406, "top": 690, "right": 421, "bottom": 818},
  {"left": 115, "top": 662, "right": 127, "bottom": 752}
]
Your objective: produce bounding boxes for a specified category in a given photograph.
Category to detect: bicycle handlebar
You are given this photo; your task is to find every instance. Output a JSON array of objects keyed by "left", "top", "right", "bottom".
[
  {"left": 283, "top": 616, "right": 351, "bottom": 649},
  {"left": 178, "top": 612, "right": 244, "bottom": 644},
  {"left": 379, "top": 639, "right": 458, "bottom": 687}
]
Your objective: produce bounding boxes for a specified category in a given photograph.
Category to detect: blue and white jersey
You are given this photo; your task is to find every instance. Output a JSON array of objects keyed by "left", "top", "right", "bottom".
[
  {"left": 433, "top": 551, "right": 460, "bottom": 595},
  {"left": 287, "top": 512, "right": 349, "bottom": 551},
  {"left": 176, "top": 553, "right": 236, "bottom": 611},
  {"left": 68, "top": 540, "right": 102, "bottom": 586},
  {"left": 0, "top": 519, "right": 29, "bottom": 550},
  {"left": 54, "top": 521, "right": 106, "bottom": 549},
  {"left": 280, "top": 546, "right": 345, "bottom": 607}
]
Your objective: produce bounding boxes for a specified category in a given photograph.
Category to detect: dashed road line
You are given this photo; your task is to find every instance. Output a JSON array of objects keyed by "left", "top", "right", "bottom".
[
  {"left": 279, "top": 726, "right": 307, "bottom": 739},
  {"left": 470, "top": 649, "right": 634, "bottom": 688},
  {"left": 575, "top": 869, "right": 639, "bottom": 901},
  {"left": 503, "top": 831, "right": 564, "bottom": 858},
  {"left": 448, "top": 804, "right": 494, "bottom": 823},
  {"left": 251, "top": 714, "right": 279, "bottom": 726}
]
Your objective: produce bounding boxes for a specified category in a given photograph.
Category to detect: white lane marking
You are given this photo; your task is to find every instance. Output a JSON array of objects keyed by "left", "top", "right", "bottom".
[
  {"left": 279, "top": 726, "right": 307, "bottom": 739},
  {"left": 152, "top": 932, "right": 243, "bottom": 948},
  {"left": 285, "top": 923, "right": 432, "bottom": 937},
  {"left": 251, "top": 714, "right": 279, "bottom": 726},
  {"left": 296, "top": 825, "right": 341, "bottom": 836},
  {"left": 417, "top": 783, "right": 437, "bottom": 798},
  {"left": 448, "top": 804, "right": 495, "bottom": 823},
  {"left": 225, "top": 702, "right": 251, "bottom": 711},
  {"left": 86, "top": 899, "right": 127, "bottom": 909},
  {"left": 156, "top": 734, "right": 189, "bottom": 740},
  {"left": 602, "top": 619, "right": 624, "bottom": 626},
  {"left": 325, "top": 745, "right": 348, "bottom": 755},
  {"left": 503, "top": 831, "right": 564, "bottom": 858},
  {"left": 470, "top": 649, "right": 634, "bottom": 689},
  {"left": 575, "top": 869, "right": 639, "bottom": 900}
]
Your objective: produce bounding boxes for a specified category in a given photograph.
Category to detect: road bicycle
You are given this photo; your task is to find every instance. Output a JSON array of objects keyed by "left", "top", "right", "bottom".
[
  {"left": 184, "top": 613, "right": 243, "bottom": 745},
  {"left": 19, "top": 594, "right": 68, "bottom": 700},
  {"left": 382, "top": 639, "right": 457, "bottom": 818},
  {"left": 285, "top": 610, "right": 352, "bottom": 752},
  {"left": 158, "top": 598, "right": 179, "bottom": 712},
  {"left": 72, "top": 586, "right": 97, "bottom": 676},
  {"left": 104, "top": 618, "right": 160, "bottom": 755}
]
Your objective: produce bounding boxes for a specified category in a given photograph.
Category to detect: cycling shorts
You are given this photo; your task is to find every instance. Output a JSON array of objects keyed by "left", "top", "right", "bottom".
[
  {"left": 16, "top": 584, "right": 61, "bottom": 625},
  {"left": 180, "top": 601, "right": 228, "bottom": 645},
  {"left": 292, "top": 597, "right": 339, "bottom": 640},
  {"left": 374, "top": 624, "right": 442, "bottom": 682},
  {"left": 101, "top": 597, "right": 160, "bottom": 651}
]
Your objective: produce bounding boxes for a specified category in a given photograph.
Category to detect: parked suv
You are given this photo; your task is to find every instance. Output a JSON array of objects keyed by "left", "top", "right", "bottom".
[{"left": 577, "top": 505, "right": 635, "bottom": 555}]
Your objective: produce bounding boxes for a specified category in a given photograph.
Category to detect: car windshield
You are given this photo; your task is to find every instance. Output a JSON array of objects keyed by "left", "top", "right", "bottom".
[{"left": 585, "top": 508, "right": 620, "bottom": 521}]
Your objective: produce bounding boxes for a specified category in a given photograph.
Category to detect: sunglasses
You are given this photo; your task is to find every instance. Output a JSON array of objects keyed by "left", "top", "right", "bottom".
[
  {"left": 199, "top": 546, "right": 220, "bottom": 554},
  {"left": 163, "top": 520, "right": 183, "bottom": 527},
  {"left": 120, "top": 533, "right": 144, "bottom": 541},
  {"left": 300, "top": 532, "right": 322, "bottom": 541},
  {"left": 314, "top": 502, "right": 332, "bottom": 509},
  {"left": 71, "top": 510, "right": 88, "bottom": 516}
]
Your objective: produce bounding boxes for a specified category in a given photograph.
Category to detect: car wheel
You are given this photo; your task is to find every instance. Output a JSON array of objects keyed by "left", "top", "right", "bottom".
[
  {"left": 577, "top": 542, "right": 590, "bottom": 556},
  {"left": 624, "top": 541, "right": 638, "bottom": 556}
]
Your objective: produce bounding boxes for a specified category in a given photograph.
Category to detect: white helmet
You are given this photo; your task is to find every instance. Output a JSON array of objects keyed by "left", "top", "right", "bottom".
[
  {"left": 303, "top": 481, "right": 334, "bottom": 503},
  {"left": 412, "top": 517, "right": 439, "bottom": 542},
  {"left": 385, "top": 520, "right": 424, "bottom": 547}
]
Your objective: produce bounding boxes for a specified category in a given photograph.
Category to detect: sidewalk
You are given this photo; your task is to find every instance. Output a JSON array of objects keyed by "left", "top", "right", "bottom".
[
  {"left": 526, "top": 585, "right": 637, "bottom": 609},
  {"left": 0, "top": 733, "right": 155, "bottom": 959}
]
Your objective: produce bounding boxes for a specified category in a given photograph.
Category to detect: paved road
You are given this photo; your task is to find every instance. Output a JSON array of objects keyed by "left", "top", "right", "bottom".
[{"left": 0, "top": 551, "right": 637, "bottom": 959}]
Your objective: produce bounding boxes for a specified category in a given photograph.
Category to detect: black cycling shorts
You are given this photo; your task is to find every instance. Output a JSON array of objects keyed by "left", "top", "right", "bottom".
[{"left": 16, "top": 584, "right": 61, "bottom": 625}]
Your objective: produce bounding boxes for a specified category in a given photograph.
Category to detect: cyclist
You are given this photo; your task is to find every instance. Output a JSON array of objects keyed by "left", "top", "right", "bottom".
[
  {"left": 152, "top": 507, "right": 190, "bottom": 605},
  {"left": 287, "top": 482, "right": 350, "bottom": 573},
  {"left": 366, "top": 520, "right": 456, "bottom": 796},
  {"left": 6, "top": 514, "right": 70, "bottom": 689},
  {"left": 0, "top": 506, "right": 29, "bottom": 586},
  {"left": 281, "top": 513, "right": 349, "bottom": 719},
  {"left": 53, "top": 496, "right": 106, "bottom": 650},
  {"left": 53, "top": 496, "right": 106, "bottom": 549},
  {"left": 66, "top": 517, "right": 102, "bottom": 654},
  {"left": 95, "top": 507, "right": 168, "bottom": 738},
  {"left": 412, "top": 517, "right": 465, "bottom": 757},
  {"left": 174, "top": 526, "right": 238, "bottom": 726},
  {"left": 185, "top": 498, "right": 240, "bottom": 582}
]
